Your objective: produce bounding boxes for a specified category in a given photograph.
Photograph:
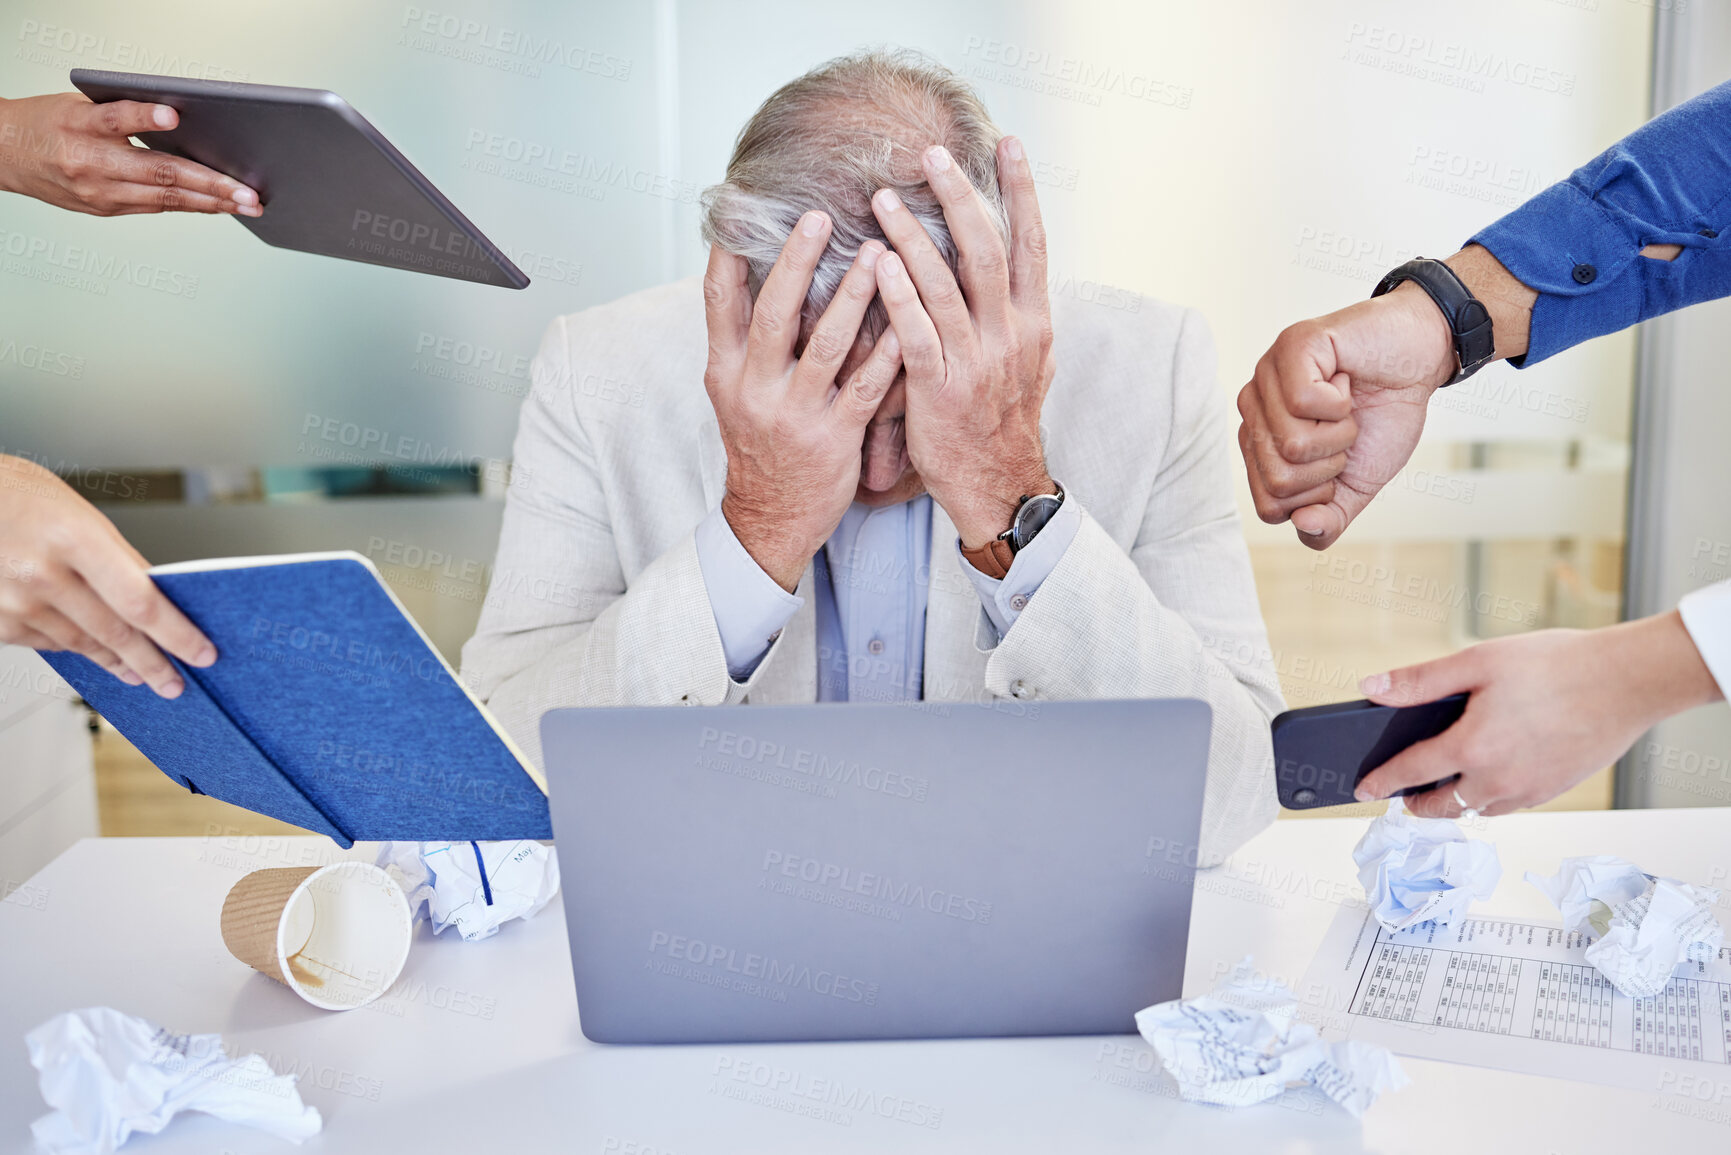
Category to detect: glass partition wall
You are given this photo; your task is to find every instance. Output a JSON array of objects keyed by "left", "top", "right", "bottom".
[{"left": 0, "top": 0, "right": 1654, "bottom": 850}]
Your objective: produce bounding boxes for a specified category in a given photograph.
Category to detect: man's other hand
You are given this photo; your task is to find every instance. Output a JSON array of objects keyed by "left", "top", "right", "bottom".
[
  {"left": 871, "top": 136, "right": 1056, "bottom": 549},
  {"left": 705, "top": 219, "right": 903, "bottom": 591},
  {"left": 0, "top": 455, "right": 216, "bottom": 697},
  {"left": 0, "top": 93, "right": 261, "bottom": 217}
]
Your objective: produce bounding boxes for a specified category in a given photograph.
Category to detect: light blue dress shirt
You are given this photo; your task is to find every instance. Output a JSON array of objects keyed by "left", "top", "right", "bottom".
[{"left": 692, "top": 492, "right": 1083, "bottom": 696}]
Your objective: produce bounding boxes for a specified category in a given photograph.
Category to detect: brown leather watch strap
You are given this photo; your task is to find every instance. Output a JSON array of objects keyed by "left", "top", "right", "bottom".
[{"left": 960, "top": 538, "right": 1015, "bottom": 580}]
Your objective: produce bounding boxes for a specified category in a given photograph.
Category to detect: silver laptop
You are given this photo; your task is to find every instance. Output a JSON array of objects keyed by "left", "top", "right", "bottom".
[{"left": 541, "top": 698, "right": 1211, "bottom": 1044}]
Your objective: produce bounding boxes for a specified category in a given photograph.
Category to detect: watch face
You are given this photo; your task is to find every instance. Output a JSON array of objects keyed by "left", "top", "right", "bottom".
[{"left": 1011, "top": 494, "right": 1063, "bottom": 551}]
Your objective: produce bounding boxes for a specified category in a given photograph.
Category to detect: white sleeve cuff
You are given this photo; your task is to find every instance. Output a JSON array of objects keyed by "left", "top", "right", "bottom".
[
  {"left": 1679, "top": 579, "right": 1731, "bottom": 704},
  {"left": 957, "top": 493, "right": 1084, "bottom": 642},
  {"left": 693, "top": 505, "right": 804, "bottom": 681}
]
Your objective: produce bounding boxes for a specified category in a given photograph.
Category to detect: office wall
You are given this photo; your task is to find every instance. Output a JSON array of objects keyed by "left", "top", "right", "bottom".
[
  {"left": 1, "top": 2, "right": 1658, "bottom": 808},
  {"left": 3, "top": 0, "right": 1649, "bottom": 477}
]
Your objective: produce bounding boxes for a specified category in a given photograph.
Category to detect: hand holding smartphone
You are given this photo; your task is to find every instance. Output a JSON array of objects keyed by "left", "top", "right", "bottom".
[{"left": 1273, "top": 694, "right": 1469, "bottom": 810}]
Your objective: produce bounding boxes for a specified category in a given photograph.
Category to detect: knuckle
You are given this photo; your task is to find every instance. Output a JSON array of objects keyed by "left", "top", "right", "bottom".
[
  {"left": 151, "top": 159, "right": 178, "bottom": 188},
  {"left": 803, "top": 330, "right": 851, "bottom": 367},
  {"left": 841, "top": 268, "right": 876, "bottom": 300},
  {"left": 1018, "top": 223, "right": 1049, "bottom": 264},
  {"left": 1261, "top": 465, "right": 1303, "bottom": 499},
  {"left": 1034, "top": 318, "right": 1054, "bottom": 352},
  {"left": 96, "top": 619, "right": 136, "bottom": 650},
  {"left": 926, "top": 278, "right": 963, "bottom": 310},
  {"left": 1275, "top": 428, "right": 1314, "bottom": 461},
  {"left": 25, "top": 565, "right": 65, "bottom": 596},
  {"left": 749, "top": 309, "right": 791, "bottom": 347},
  {"left": 116, "top": 590, "right": 161, "bottom": 627}
]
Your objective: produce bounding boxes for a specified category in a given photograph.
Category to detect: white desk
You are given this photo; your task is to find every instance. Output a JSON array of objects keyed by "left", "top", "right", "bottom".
[{"left": 5, "top": 808, "right": 1730, "bottom": 1153}]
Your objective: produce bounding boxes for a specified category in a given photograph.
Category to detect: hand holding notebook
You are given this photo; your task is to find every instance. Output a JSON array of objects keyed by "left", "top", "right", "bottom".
[{"left": 39, "top": 552, "right": 550, "bottom": 847}]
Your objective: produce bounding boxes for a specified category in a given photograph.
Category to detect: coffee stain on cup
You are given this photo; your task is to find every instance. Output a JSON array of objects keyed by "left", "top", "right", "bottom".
[{"left": 286, "top": 952, "right": 326, "bottom": 989}]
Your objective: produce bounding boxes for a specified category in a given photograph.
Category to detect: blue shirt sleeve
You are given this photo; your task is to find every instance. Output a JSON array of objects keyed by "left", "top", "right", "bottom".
[
  {"left": 1470, "top": 78, "right": 1731, "bottom": 365},
  {"left": 693, "top": 504, "right": 804, "bottom": 681}
]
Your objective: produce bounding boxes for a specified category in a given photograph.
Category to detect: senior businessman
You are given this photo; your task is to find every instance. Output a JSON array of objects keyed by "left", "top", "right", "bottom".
[{"left": 462, "top": 50, "right": 1283, "bottom": 863}]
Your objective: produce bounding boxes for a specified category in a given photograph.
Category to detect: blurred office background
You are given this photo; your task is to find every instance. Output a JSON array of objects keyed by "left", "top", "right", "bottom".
[{"left": 4, "top": 0, "right": 1729, "bottom": 881}]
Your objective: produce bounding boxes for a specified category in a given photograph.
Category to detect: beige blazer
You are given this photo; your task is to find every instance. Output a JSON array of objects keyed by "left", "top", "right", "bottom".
[{"left": 461, "top": 278, "right": 1285, "bottom": 863}]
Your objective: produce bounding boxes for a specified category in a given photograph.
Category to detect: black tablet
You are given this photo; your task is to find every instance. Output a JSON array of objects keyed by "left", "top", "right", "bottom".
[
  {"left": 1273, "top": 693, "right": 1469, "bottom": 810},
  {"left": 70, "top": 69, "right": 529, "bottom": 289}
]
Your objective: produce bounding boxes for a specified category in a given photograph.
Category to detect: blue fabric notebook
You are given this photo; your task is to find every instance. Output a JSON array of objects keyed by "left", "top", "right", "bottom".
[{"left": 40, "top": 552, "right": 551, "bottom": 848}]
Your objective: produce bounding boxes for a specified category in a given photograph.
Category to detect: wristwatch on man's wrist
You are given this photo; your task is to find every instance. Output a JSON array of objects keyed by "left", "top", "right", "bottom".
[
  {"left": 960, "top": 483, "right": 1065, "bottom": 580},
  {"left": 1371, "top": 257, "right": 1495, "bottom": 387}
]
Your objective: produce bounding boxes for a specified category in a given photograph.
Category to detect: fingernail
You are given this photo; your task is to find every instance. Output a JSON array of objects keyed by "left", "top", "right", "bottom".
[
  {"left": 873, "top": 188, "right": 901, "bottom": 214},
  {"left": 878, "top": 252, "right": 902, "bottom": 279},
  {"left": 118, "top": 669, "right": 142, "bottom": 686},
  {"left": 924, "top": 145, "right": 951, "bottom": 172},
  {"left": 1300, "top": 525, "right": 1325, "bottom": 536},
  {"left": 858, "top": 243, "right": 881, "bottom": 270},
  {"left": 799, "top": 211, "right": 827, "bottom": 238},
  {"left": 1354, "top": 787, "right": 1376, "bottom": 803},
  {"left": 161, "top": 679, "right": 185, "bottom": 699},
  {"left": 239, "top": 205, "right": 263, "bottom": 218},
  {"left": 1003, "top": 136, "right": 1024, "bottom": 162},
  {"left": 1360, "top": 672, "right": 1390, "bottom": 696},
  {"left": 883, "top": 331, "right": 900, "bottom": 355},
  {"left": 232, "top": 187, "right": 259, "bottom": 206},
  {"left": 152, "top": 105, "right": 175, "bottom": 129},
  {"left": 193, "top": 643, "right": 217, "bottom": 666}
]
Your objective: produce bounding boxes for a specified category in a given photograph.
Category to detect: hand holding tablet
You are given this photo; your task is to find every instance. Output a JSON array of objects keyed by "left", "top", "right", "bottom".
[
  {"left": 0, "top": 91, "right": 260, "bottom": 217},
  {"left": 69, "top": 69, "right": 527, "bottom": 288}
]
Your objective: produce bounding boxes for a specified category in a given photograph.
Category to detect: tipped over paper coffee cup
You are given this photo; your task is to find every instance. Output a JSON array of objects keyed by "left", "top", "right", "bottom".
[{"left": 220, "top": 862, "right": 412, "bottom": 1011}]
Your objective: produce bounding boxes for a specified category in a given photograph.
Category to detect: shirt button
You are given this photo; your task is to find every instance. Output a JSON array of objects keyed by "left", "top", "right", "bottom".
[
  {"left": 1701, "top": 228, "right": 1719, "bottom": 238},
  {"left": 1009, "top": 679, "right": 1031, "bottom": 699},
  {"left": 1009, "top": 593, "right": 1030, "bottom": 612},
  {"left": 867, "top": 638, "right": 885, "bottom": 655},
  {"left": 1571, "top": 263, "right": 1597, "bottom": 285}
]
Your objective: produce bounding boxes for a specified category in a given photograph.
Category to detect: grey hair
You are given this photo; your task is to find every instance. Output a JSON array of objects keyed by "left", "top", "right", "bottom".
[{"left": 700, "top": 48, "right": 1009, "bottom": 341}]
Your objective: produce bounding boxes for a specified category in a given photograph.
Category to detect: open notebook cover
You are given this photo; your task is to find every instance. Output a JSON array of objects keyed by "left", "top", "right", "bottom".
[{"left": 39, "top": 552, "right": 550, "bottom": 847}]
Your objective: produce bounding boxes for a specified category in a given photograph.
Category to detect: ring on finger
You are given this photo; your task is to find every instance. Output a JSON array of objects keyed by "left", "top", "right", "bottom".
[{"left": 1452, "top": 787, "right": 1479, "bottom": 821}]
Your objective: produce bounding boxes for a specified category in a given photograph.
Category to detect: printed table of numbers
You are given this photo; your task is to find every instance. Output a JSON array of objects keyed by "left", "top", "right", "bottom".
[{"left": 1324, "top": 914, "right": 1731, "bottom": 1082}]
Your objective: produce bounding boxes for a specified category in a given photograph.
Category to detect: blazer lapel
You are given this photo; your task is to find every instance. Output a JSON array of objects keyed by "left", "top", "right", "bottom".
[{"left": 922, "top": 501, "right": 990, "bottom": 703}]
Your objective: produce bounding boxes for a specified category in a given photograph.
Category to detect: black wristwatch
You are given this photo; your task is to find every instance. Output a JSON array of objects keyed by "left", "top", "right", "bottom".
[{"left": 1371, "top": 257, "right": 1495, "bottom": 387}]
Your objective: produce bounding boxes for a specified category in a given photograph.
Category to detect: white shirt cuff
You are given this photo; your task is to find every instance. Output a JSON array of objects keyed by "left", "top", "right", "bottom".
[
  {"left": 957, "top": 494, "right": 1084, "bottom": 640},
  {"left": 1679, "top": 579, "right": 1731, "bottom": 704},
  {"left": 693, "top": 505, "right": 803, "bottom": 681}
]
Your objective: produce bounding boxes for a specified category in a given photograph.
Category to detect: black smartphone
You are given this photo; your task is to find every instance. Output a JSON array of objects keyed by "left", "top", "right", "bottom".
[{"left": 1272, "top": 694, "right": 1469, "bottom": 810}]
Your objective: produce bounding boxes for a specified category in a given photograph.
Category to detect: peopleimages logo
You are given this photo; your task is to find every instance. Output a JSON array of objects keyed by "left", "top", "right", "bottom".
[
  {"left": 647, "top": 931, "right": 879, "bottom": 1006},
  {"left": 696, "top": 727, "right": 929, "bottom": 802},
  {"left": 759, "top": 849, "right": 993, "bottom": 924}
]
